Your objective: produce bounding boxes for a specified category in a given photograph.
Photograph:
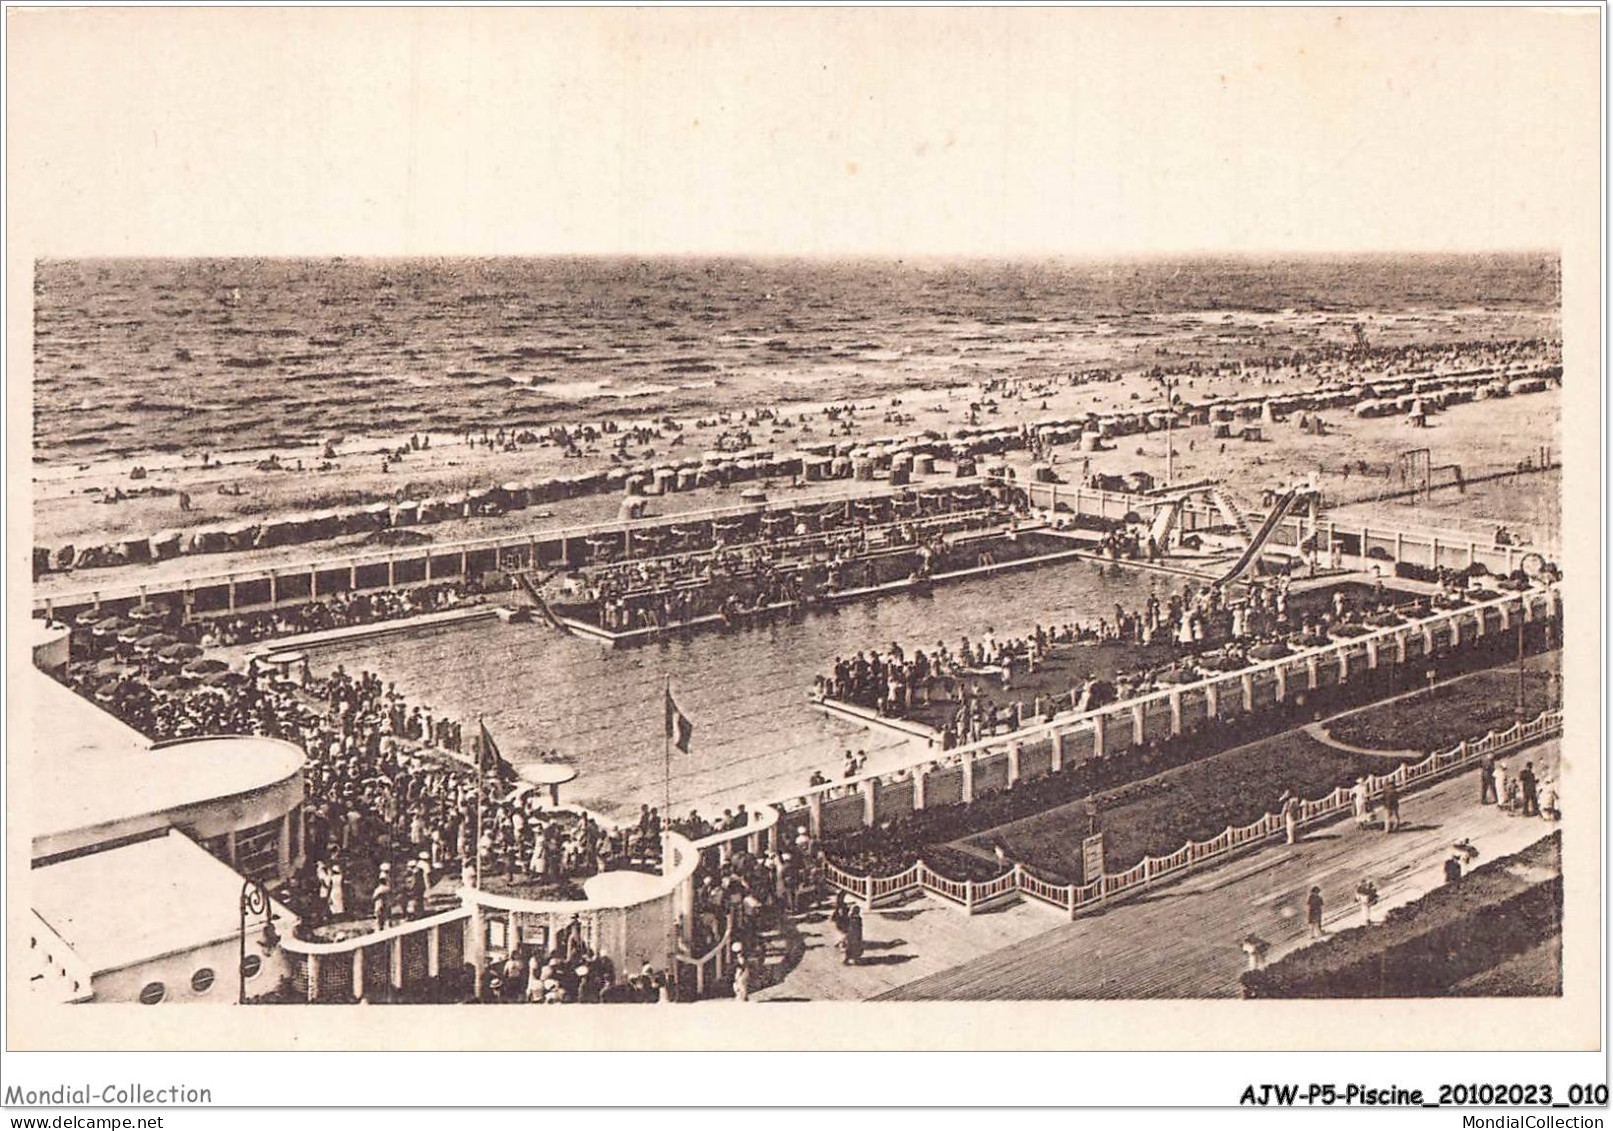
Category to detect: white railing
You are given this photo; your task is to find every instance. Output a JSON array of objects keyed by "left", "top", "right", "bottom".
[
  {"left": 793, "top": 584, "right": 1557, "bottom": 825},
  {"left": 673, "top": 921, "right": 733, "bottom": 998},
  {"left": 824, "top": 707, "right": 1562, "bottom": 918}
]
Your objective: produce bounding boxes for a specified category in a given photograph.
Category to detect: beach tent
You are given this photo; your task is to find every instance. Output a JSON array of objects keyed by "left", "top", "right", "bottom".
[
  {"left": 149, "top": 530, "right": 184, "bottom": 561},
  {"left": 224, "top": 521, "right": 262, "bottom": 551}
]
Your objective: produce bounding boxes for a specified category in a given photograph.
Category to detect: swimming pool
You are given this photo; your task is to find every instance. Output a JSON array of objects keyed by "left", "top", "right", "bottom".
[{"left": 303, "top": 557, "right": 1174, "bottom": 818}]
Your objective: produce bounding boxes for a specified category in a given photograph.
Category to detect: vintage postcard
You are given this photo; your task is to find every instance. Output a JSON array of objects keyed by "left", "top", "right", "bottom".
[{"left": 4, "top": 6, "right": 1603, "bottom": 1061}]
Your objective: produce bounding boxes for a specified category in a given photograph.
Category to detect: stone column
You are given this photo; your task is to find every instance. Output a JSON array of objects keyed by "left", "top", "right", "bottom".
[
  {"left": 960, "top": 753, "right": 975, "bottom": 803},
  {"left": 1007, "top": 742, "right": 1022, "bottom": 785},
  {"left": 1050, "top": 730, "right": 1065, "bottom": 773},
  {"left": 1273, "top": 666, "right": 1287, "bottom": 701},
  {"left": 1131, "top": 703, "right": 1146, "bottom": 746},
  {"left": 1092, "top": 714, "right": 1107, "bottom": 757},
  {"left": 913, "top": 767, "right": 928, "bottom": 810},
  {"left": 1168, "top": 691, "right": 1182, "bottom": 736},
  {"left": 277, "top": 813, "right": 293, "bottom": 879},
  {"left": 427, "top": 925, "right": 441, "bottom": 978},
  {"left": 862, "top": 778, "right": 878, "bottom": 826},
  {"left": 1242, "top": 671, "right": 1256, "bottom": 709},
  {"left": 1304, "top": 656, "right": 1319, "bottom": 691}
]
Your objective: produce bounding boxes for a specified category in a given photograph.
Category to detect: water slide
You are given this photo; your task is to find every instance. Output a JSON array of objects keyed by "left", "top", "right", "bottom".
[
  {"left": 1213, "top": 489, "right": 1304, "bottom": 586},
  {"left": 515, "top": 570, "right": 570, "bottom": 633}
]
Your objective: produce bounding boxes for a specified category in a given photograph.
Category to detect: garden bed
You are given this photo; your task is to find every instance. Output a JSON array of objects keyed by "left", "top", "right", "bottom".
[
  {"left": 969, "top": 729, "right": 1424, "bottom": 882},
  {"left": 1324, "top": 659, "right": 1559, "bottom": 753}
]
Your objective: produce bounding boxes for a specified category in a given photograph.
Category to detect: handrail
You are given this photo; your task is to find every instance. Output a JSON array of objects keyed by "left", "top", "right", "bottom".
[
  {"left": 687, "top": 804, "right": 781, "bottom": 853},
  {"left": 280, "top": 905, "right": 472, "bottom": 956}
]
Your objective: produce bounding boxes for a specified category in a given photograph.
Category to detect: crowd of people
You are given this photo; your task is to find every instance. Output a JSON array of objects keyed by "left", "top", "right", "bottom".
[
  {"left": 478, "top": 918, "right": 675, "bottom": 1005},
  {"left": 63, "top": 613, "right": 656, "bottom": 942},
  {"left": 816, "top": 575, "right": 1427, "bottom": 745},
  {"left": 171, "top": 580, "right": 488, "bottom": 652},
  {"left": 570, "top": 509, "right": 1014, "bottom": 634},
  {"left": 687, "top": 827, "right": 830, "bottom": 1001}
]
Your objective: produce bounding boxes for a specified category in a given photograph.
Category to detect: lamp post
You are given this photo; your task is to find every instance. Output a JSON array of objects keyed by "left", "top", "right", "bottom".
[{"left": 238, "top": 879, "right": 280, "bottom": 1005}]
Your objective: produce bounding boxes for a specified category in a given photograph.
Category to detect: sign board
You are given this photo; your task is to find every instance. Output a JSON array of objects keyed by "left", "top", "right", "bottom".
[{"left": 1081, "top": 832, "right": 1107, "bottom": 884}]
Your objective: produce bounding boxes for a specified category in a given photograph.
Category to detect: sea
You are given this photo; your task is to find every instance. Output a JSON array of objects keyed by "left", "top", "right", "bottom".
[{"left": 32, "top": 254, "right": 1559, "bottom": 465}]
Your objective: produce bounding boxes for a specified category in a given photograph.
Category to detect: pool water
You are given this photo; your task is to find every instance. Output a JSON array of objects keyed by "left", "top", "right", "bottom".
[{"left": 304, "top": 558, "right": 1174, "bottom": 817}]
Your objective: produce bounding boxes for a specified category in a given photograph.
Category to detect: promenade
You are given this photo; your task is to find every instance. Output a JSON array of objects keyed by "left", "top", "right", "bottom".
[{"left": 751, "top": 736, "right": 1561, "bottom": 1002}]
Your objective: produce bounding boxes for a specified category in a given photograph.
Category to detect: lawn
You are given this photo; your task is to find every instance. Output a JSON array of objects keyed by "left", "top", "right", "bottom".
[
  {"left": 1323, "top": 654, "right": 1560, "bottom": 753},
  {"left": 970, "top": 728, "right": 1421, "bottom": 881}
]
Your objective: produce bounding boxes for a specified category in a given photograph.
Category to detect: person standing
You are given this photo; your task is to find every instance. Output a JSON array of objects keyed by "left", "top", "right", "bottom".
[
  {"left": 1479, "top": 753, "right": 1498, "bottom": 804},
  {"left": 1443, "top": 853, "right": 1463, "bottom": 885},
  {"left": 1351, "top": 777, "right": 1371, "bottom": 829},
  {"left": 1281, "top": 792, "right": 1302, "bottom": 845},
  {"left": 1538, "top": 776, "right": 1559, "bottom": 822},
  {"left": 1305, "top": 886, "right": 1325, "bottom": 939},
  {"left": 1493, "top": 761, "right": 1509, "bottom": 812},
  {"left": 843, "top": 904, "right": 865, "bottom": 966},
  {"left": 1380, "top": 780, "right": 1400, "bottom": 834},
  {"left": 1519, "top": 762, "right": 1539, "bottom": 817}
]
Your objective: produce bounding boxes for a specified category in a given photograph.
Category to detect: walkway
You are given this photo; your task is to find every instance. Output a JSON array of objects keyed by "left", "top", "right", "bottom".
[
  {"left": 747, "top": 736, "right": 1560, "bottom": 1001},
  {"left": 880, "top": 738, "right": 1560, "bottom": 1000}
]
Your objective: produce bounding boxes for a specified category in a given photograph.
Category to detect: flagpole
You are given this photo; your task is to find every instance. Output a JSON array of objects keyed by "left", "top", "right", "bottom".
[
  {"left": 662, "top": 675, "right": 673, "bottom": 877},
  {"left": 475, "top": 714, "right": 484, "bottom": 892}
]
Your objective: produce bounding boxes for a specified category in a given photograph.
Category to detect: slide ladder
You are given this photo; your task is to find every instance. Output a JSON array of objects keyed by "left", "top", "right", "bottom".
[
  {"left": 1213, "top": 489, "right": 1304, "bottom": 587},
  {"left": 1210, "top": 488, "right": 1254, "bottom": 538},
  {"left": 1148, "top": 498, "right": 1182, "bottom": 548},
  {"left": 516, "top": 570, "right": 570, "bottom": 633}
]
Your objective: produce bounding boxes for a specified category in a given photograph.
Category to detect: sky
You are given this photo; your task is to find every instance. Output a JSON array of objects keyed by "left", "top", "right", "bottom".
[{"left": 6, "top": 7, "right": 1603, "bottom": 257}]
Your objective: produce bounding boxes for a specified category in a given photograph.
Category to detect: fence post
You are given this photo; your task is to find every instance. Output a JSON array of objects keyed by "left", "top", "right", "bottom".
[
  {"left": 1007, "top": 742, "right": 1022, "bottom": 786},
  {"left": 1092, "top": 714, "right": 1106, "bottom": 758},
  {"left": 1131, "top": 702, "right": 1146, "bottom": 746},
  {"left": 863, "top": 778, "right": 878, "bottom": 826},
  {"left": 807, "top": 792, "right": 823, "bottom": 839},
  {"left": 1169, "top": 690, "right": 1183, "bottom": 736},
  {"left": 1050, "top": 728, "right": 1065, "bottom": 773},
  {"left": 960, "top": 752, "right": 975, "bottom": 804},
  {"left": 912, "top": 767, "right": 928, "bottom": 811}
]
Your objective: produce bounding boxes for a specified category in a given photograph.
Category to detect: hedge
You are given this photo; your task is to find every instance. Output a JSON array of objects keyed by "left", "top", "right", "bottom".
[{"left": 1240, "top": 833, "right": 1561, "bottom": 998}]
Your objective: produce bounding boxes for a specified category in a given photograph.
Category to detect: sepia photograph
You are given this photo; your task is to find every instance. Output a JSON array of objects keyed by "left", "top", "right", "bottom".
[{"left": 2, "top": 3, "right": 1604, "bottom": 1107}]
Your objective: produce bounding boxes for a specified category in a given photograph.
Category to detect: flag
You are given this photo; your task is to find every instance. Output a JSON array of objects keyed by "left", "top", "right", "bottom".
[
  {"left": 664, "top": 687, "right": 693, "bottom": 754},
  {"left": 477, "top": 721, "right": 515, "bottom": 781}
]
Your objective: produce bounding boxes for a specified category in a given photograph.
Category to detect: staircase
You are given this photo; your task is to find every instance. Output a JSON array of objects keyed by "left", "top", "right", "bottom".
[{"left": 1211, "top": 488, "right": 1254, "bottom": 538}]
